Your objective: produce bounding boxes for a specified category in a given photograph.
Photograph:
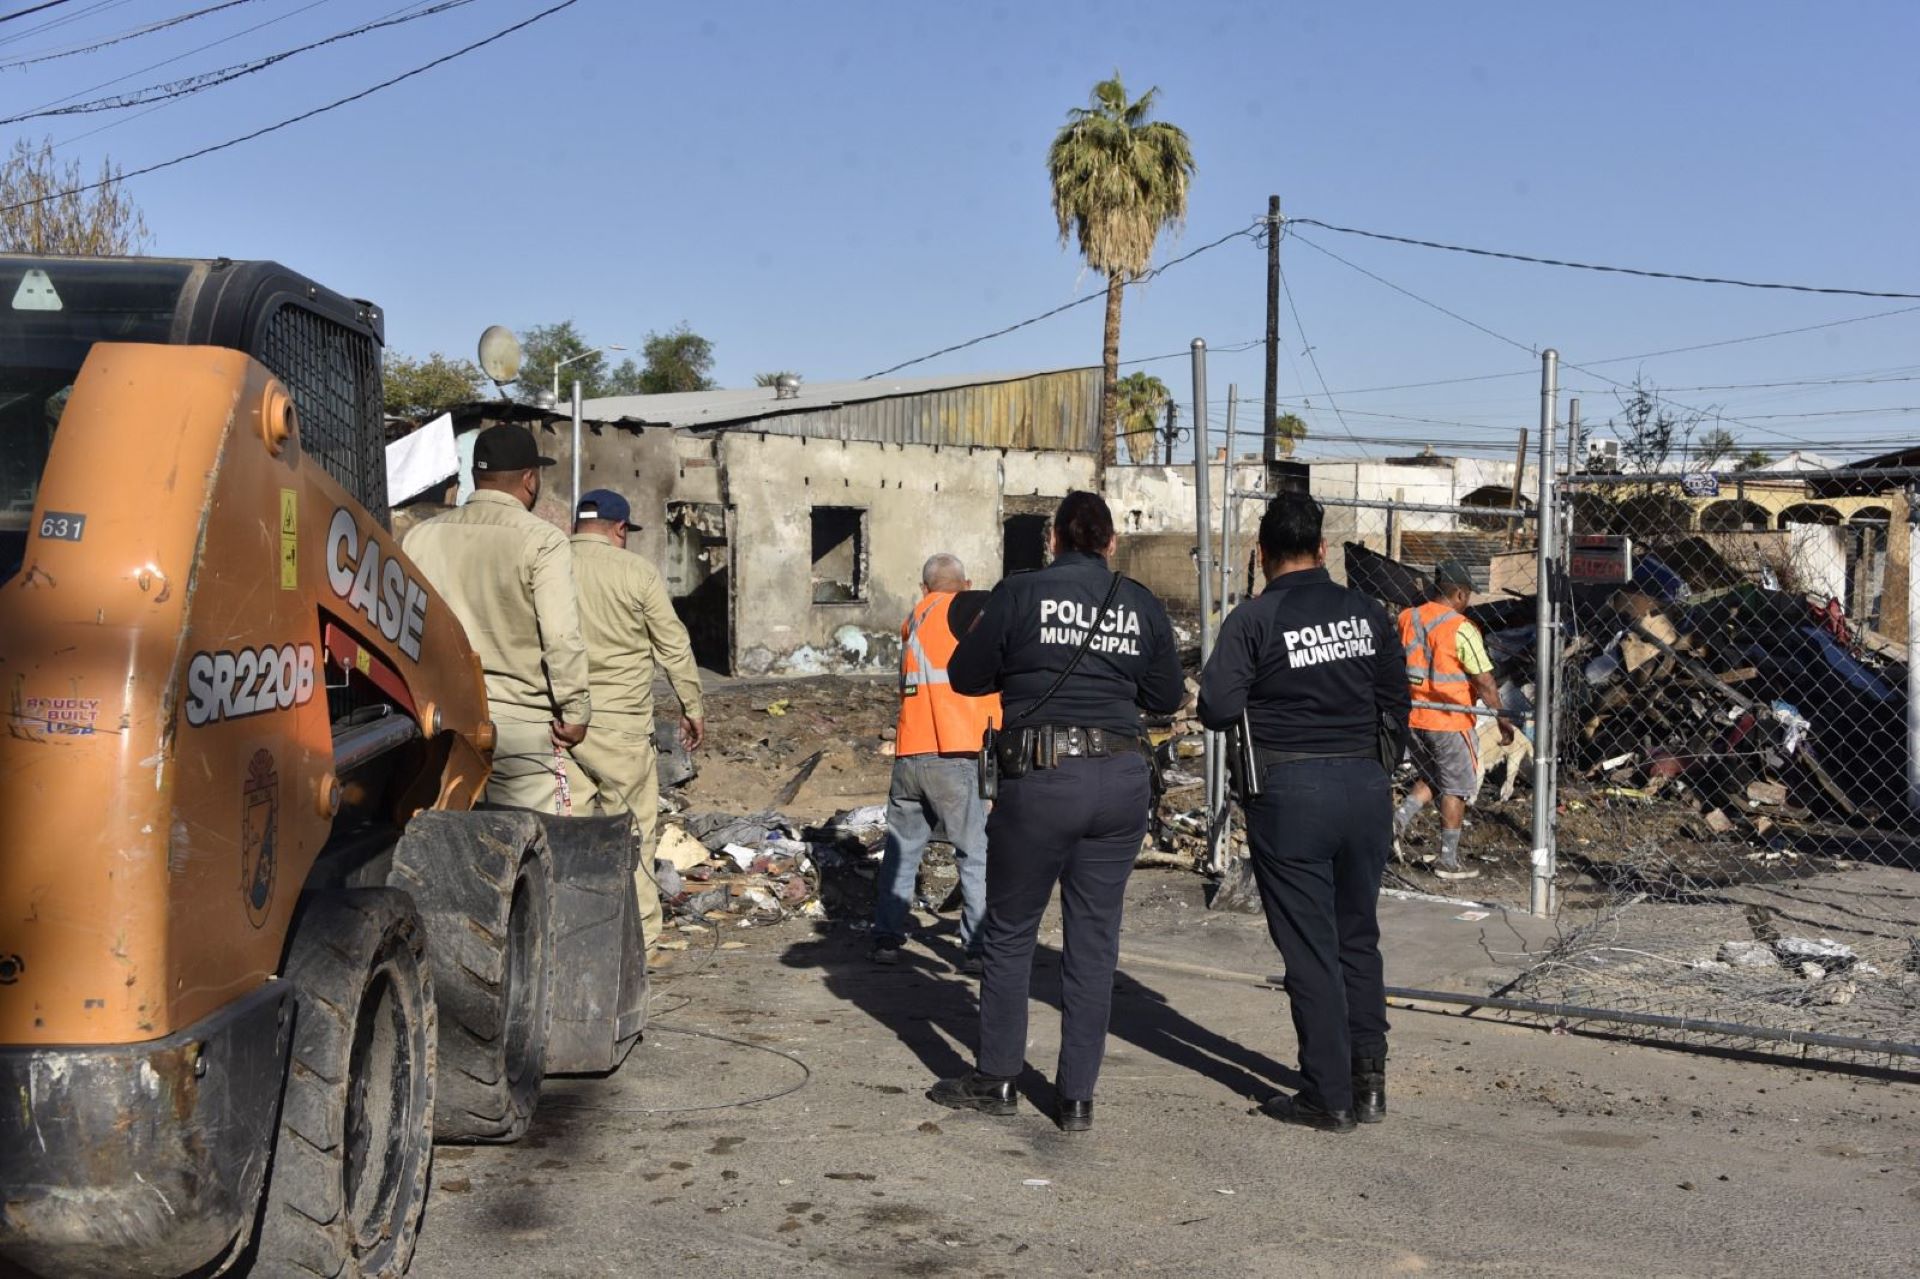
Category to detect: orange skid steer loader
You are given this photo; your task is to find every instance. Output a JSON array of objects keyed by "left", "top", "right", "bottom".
[{"left": 0, "top": 256, "right": 647, "bottom": 1278}]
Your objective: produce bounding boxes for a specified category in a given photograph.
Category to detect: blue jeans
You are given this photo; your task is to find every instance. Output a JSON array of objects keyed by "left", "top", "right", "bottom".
[{"left": 873, "top": 753, "right": 989, "bottom": 953}]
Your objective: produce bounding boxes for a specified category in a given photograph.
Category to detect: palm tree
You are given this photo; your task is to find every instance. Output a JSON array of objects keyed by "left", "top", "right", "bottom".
[
  {"left": 1048, "top": 74, "right": 1195, "bottom": 468},
  {"left": 1271, "top": 412, "right": 1308, "bottom": 458},
  {"left": 1112, "top": 371, "right": 1171, "bottom": 464}
]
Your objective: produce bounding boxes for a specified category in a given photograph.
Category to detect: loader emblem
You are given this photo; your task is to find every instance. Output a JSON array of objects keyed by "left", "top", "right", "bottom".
[{"left": 241, "top": 748, "right": 280, "bottom": 928}]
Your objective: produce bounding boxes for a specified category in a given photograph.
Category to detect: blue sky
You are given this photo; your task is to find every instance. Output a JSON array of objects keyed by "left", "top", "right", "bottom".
[{"left": 10, "top": 0, "right": 1919, "bottom": 460}]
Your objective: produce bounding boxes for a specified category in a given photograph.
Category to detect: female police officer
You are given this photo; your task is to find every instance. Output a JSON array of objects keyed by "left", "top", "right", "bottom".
[
  {"left": 929, "top": 492, "right": 1184, "bottom": 1132},
  {"left": 1198, "top": 493, "right": 1410, "bottom": 1132}
]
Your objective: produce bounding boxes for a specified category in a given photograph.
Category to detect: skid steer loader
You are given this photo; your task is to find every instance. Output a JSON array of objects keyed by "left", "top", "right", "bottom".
[{"left": 0, "top": 256, "right": 648, "bottom": 1278}]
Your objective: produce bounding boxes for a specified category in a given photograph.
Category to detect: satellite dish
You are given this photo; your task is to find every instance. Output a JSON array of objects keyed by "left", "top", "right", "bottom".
[{"left": 477, "top": 325, "right": 523, "bottom": 384}]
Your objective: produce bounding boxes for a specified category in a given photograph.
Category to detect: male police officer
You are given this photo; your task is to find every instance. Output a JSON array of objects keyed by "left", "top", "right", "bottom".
[
  {"left": 567, "top": 489, "right": 707, "bottom": 953},
  {"left": 402, "top": 424, "right": 591, "bottom": 810},
  {"left": 1199, "top": 494, "right": 1410, "bottom": 1132},
  {"left": 1394, "top": 558, "right": 1514, "bottom": 880},
  {"left": 871, "top": 553, "right": 1000, "bottom": 972}
]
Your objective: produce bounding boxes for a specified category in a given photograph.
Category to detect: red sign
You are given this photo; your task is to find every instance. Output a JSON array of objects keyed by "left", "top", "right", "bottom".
[{"left": 1568, "top": 535, "right": 1633, "bottom": 584}]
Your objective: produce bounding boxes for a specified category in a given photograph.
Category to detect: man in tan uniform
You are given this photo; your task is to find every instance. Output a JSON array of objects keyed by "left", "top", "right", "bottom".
[
  {"left": 401, "top": 425, "right": 591, "bottom": 810},
  {"left": 568, "top": 488, "right": 706, "bottom": 951}
]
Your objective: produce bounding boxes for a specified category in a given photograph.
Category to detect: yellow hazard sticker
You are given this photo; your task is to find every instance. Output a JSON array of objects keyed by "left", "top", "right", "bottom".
[{"left": 278, "top": 489, "right": 298, "bottom": 590}]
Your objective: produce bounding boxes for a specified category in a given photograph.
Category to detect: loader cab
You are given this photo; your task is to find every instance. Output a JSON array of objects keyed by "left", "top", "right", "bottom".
[{"left": 0, "top": 254, "right": 387, "bottom": 586}]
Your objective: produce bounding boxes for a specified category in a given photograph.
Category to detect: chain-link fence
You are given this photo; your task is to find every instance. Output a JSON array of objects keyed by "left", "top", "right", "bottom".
[
  {"left": 1216, "top": 475, "right": 1920, "bottom": 1067},
  {"left": 1491, "top": 469, "right": 1920, "bottom": 1066}
]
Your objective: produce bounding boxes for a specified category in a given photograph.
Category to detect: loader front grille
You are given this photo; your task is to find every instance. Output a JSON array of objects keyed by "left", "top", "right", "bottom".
[{"left": 259, "top": 304, "right": 388, "bottom": 525}]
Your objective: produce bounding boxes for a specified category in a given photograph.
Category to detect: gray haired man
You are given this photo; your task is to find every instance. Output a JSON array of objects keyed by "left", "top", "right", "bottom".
[{"left": 870, "top": 554, "right": 1001, "bottom": 972}]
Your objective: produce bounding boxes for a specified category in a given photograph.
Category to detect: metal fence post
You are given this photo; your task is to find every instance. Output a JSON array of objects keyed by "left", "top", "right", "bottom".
[
  {"left": 1908, "top": 483, "right": 1919, "bottom": 816},
  {"left": 1222, "top": 384, "right": 1238, "bottom": 612},
  {"left": 1192, "top": 340, "right": 1224, "bottom": 868},
  {"left": 1531, "top": 349, "right": 1559, "bottom": 918}
]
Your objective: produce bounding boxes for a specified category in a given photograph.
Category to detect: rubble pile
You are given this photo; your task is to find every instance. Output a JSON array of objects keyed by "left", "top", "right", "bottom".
[{"left": 1446, "top": 541, "right": 1909, "bottom": 890}]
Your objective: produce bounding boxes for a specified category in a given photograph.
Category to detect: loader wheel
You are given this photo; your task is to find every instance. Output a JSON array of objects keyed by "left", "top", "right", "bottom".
[
  {"left": 391, "top": 811, "right": 557, "bottom": 1142},
  {"left": 256, "top": 889, "right": 435, "bottom": 1278}
]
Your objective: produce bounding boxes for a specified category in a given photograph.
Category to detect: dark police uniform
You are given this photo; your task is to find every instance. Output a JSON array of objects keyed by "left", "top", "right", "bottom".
[
  {"left": 949, "top": 550, "right": 1184, "bottom": 1103},
  {"left": 1198, "top": 566, "right": 1411, "bottom": 1117}
]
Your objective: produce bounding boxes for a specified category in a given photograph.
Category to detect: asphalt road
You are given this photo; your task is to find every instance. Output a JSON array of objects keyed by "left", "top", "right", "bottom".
[{"left": 412, "top": 871, "right": 1920, "bottom": 1278}]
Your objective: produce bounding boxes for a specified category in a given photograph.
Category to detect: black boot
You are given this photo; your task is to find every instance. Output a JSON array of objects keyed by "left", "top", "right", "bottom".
[
  {"left": 929, "top": 1070, "right": 1016, "bottom": 1116},
  {"left": 1056, "top": 1099, "right": 1093, "bottom": 1133},
  {"left": 1260, "top": 1093, "right": 1357, "bottom": 1133},
  {"left": 1352, "top": 1056, "right": 1386, "bottom": 1125}
]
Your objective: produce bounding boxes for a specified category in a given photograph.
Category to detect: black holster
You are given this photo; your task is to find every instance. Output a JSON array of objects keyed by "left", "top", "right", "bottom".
[{"left": 1225, "top": 711, "right": 1262, "bottom": 805}]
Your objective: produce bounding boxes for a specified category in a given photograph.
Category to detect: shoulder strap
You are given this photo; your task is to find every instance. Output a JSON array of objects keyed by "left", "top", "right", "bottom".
[{"left": 1007, "top": 571, "right": 1124, "bottom": 728}]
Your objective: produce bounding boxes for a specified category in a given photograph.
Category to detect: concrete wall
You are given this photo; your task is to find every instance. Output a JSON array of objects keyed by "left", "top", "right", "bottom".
[
  {"left": 717, "top": 436, "right": 1092, "bottom": 676},
  {"left": 508, "top": 417, "right": 683, "bottom": 570}
]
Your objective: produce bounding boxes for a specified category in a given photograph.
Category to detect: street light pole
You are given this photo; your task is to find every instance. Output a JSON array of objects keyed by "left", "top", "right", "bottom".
[{"left": 551, "top": 344, "right": 626, "bottom": 517}]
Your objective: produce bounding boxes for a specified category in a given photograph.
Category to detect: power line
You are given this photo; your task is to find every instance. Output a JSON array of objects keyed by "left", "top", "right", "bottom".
[
  {"left": 0, "top": 0, "right": 125, "bottom": 48},
  {"left": 3, "top": 0, "right": 478, "bottom": 125},
  {"left": 1288, "top": 229, "right": 1538, "bottom": 357},
  {"left": 0, "top": 0, "right": 79, "bottom": 25},
  {"left": 1277, "top": 250, "right": 1363, "bottom": 451},
  {"left": 0, "top": 0, "right": 583, "bottom": 216},
  {"left": 0, "top": 0, "right": 260, "bottom": 70},
  {"left": 1286, "top": 221, "right": 1842, "bottom": 451},
  {"left": 42, "top": 0, "right": 341, "bottom": 149},
  {"left": 1119, "top": 337, "right": 1261, "bottom": 369},
  {"left": 863, "top": 222, "right": 1260, "bottom": 379},
  {"left": 1288, "top": 215, "right": 1920, "bottom": 301}
]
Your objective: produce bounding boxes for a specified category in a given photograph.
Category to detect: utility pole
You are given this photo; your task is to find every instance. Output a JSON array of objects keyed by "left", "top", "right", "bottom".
[
  {"left": 1163, "top": 401, "right": 1178, "bottom": 467},
  {"left": 1505, "top": 427, "right": 1529, "bottom": 549},
  {"left": 1263, "top": 194, "right": 1281, "bottom": 470}
]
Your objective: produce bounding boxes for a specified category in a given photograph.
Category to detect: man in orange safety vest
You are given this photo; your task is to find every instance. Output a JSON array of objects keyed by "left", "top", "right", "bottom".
[
  {"left": 1393, "top": 559, "right": 1514, "bottom": 880},
  {"left": 871, "top": 553, "right": 1002, "bottom": 972}
]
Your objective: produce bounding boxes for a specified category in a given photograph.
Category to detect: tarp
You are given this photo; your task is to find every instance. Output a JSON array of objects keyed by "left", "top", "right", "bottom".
[{"left": 384, "top": 413, "right": 458, "bottom": 504}]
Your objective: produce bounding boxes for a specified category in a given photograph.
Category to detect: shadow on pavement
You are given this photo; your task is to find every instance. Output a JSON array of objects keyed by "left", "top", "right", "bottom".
[{"left": 780, "top": 926, "right": 1301, "bottom": 1109}]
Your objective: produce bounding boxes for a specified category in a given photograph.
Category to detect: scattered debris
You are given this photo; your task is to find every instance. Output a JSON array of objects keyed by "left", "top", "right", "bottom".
[{"left": 1717, "top": 940, "right": 1776, "bottom": 969}]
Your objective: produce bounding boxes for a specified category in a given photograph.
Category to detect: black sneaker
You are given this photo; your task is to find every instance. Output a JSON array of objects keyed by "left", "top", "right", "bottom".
[
  {"left": 869, "top": 940, "right": 902, "bottom": 965},
  {"left": 1433, "top": 861, "right": 1480, "bottom": 881},
  {"left": 958, "top": 953, "right": 985, "bottom": 976},
  {"left": 928, "top": 1070, "right": 1016, "bottom": 1116},
  {"left": 1260, "top": 1093, "right": 1357, "bottom": 1133}
]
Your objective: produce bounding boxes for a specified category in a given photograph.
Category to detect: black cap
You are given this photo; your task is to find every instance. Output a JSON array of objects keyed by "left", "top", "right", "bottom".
[{"left": 472, "top": 425, "right": 556, "bottom": 473}]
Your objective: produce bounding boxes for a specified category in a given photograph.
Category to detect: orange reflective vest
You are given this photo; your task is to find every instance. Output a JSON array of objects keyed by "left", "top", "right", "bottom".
[
  {"left": 1399, "top": 600, "right": 1476, "bottom": 732},
  {"left": 897, "top": 592, "right": 1001, "bottom": 756}
]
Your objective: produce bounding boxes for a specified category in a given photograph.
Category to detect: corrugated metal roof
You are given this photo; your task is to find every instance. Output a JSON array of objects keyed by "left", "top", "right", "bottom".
[{"left": 580, "top": 367, "right": 1102, "bottom": 452}]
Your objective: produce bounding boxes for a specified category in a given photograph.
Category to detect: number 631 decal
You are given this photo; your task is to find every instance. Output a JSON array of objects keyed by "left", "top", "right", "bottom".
[{"left": 38, "top": 511, "right": 85, "bottom": 541}]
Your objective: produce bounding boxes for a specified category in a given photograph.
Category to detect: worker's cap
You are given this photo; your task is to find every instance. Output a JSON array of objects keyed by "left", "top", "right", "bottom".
[
  {"left": 1434, "top": 558, "right": 1476, "bottom": 589},
  {"left": 575, "top": 488, "right": 641, "bottom": 530},
  {"left": 472, "top": 424, "right": 556, "bottom": 473}
]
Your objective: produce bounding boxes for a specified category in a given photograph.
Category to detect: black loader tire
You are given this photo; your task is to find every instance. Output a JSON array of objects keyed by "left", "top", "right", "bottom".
[
  {"left": 255, "top": 889, "right": 435, "bottom": 1278},
  {"left": 390, "top": 809, "right": 557, "bottom": 1142}
]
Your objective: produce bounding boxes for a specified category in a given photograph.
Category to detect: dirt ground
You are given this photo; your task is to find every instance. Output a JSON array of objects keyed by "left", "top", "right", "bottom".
[
  {"left": 400, "top": 674, "right": 1920, "bottom": 1276},
  {"left": 412, "top": 866, "right": 1920, "bottom": 1278}
]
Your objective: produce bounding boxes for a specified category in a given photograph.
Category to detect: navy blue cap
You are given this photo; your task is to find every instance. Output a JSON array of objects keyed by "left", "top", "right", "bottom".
[{"left": 575, "top": 488, "right": 641, "bottom": 530}]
